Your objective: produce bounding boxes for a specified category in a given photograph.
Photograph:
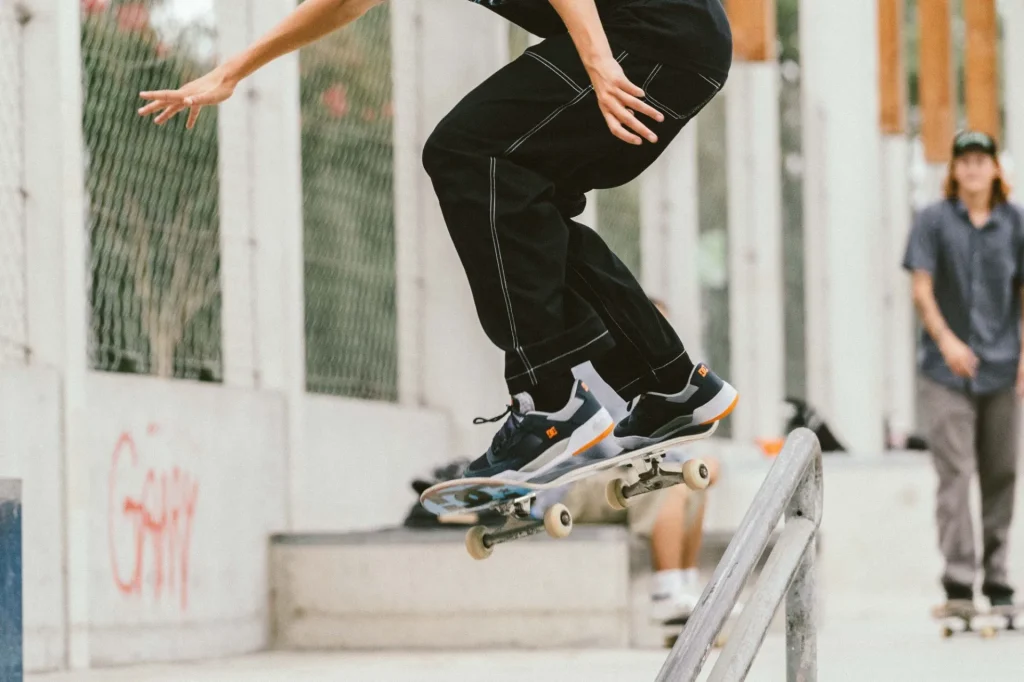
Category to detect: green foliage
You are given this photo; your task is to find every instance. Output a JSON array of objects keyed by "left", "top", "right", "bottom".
[
  {"left": 300, "top": 4, "right": 397, "bottom": 400},
  {"left": 81, "top": 7, "right": 222, "bottom": 381}
]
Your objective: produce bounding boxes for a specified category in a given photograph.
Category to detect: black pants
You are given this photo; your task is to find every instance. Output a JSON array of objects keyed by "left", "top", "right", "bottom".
[{"left": 422, "top": 7, "right": 725, "bottom": 397}]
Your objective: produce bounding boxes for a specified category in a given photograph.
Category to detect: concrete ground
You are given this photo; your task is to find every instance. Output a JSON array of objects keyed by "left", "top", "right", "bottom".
[{"left": 29, "top": 619, "right": 1024, "bottom": 682}]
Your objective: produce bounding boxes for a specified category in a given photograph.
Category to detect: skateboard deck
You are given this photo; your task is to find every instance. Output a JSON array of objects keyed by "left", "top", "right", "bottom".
[
  {"left": 420, "top": 422, "right": 716, "bottom": 559},
  {"left": 931, "top": 600, "right": 1023, "bottom": 638}
]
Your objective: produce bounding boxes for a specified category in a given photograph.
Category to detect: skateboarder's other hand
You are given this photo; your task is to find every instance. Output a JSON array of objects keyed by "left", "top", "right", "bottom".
[
  {"left": 138, "top": 66, "right": 238, "bottom": 130},
  {"left": 939, "top": 333, "right": 978, "bottom": 379},
  {"left": 586, "top": 56, "right": 665, "bottom": 146}
]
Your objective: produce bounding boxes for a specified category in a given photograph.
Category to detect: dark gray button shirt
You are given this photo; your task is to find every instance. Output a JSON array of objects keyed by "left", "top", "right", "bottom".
[{"left": 903, "top": 199, "right": 1024, "bottom": 394}]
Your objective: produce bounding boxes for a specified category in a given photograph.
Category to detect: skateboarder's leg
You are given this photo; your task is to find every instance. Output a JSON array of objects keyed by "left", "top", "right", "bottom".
[
  {"left": 919, "top": 377, "right": 979, "bottom": 598},
  {"left": 976, "top": 387, "right": 1020, "bottom": 603}
]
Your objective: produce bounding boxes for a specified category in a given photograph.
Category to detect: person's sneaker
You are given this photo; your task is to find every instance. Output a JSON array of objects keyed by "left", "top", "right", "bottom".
[
  {"left": 614, "top": 363, "right": 739, "bottom": 451},
  {"left": 462, "top": 380, "right": 615, "bottom": 481},
  {"left": 650, "top": 591, "right": 700, "bottom": 624},
  {"left": 983, "top": 582, "right": 1015, "bottom": 609}
]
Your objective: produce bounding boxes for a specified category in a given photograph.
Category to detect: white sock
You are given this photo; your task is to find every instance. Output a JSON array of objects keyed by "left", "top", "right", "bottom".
[
  {"left": 683, "top": 568, "right": 700, "bottom": 589},
  {"left": 651, "top": 569, "right": 686, "bottom": 599}
]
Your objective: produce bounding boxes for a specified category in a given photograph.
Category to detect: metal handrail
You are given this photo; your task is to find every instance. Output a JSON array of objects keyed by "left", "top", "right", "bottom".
[{"left": 656, "top": 427, "right": 823, "bottom": 682}]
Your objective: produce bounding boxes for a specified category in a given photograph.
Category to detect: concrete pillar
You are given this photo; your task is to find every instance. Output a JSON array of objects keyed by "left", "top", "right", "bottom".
[
  {"left": 216, "top": 0, "right": 306, "bottom": 526},
  {"left": 640, "top": 124, "right": 703, "bottom": 361},
  {"left": 392, "top": 0, "right": 510, "bottom": 455},
  {"left": 215, "top": 0, "right": 258, "bottom": 389},
  {"left": 21, "top": 0, "right": 89, "bottom": 666},
  {"left": 801, "top": 0, "right": 885, "bottom": 452},
  {"left": 1005, "top": 0, "right": 1024, "bottom": 174},
  {"left": 724, "top": 0, "right": 785, "bottom": 441},
  {"left": 725, "top": 65, "right": 785, "bottom": 441},
  {"left": 247, "top": 0, "right": 307, "bottom": 529},
  {"left": 878, "top": 0, "right": 915, "bottom": 440}
]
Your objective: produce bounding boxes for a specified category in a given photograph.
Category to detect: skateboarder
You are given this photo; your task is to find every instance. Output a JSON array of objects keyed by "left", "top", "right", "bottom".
[
  {"left": 903, "top": 130, "right": 1022, "bottom": 610},
  {"left": 137, "top": 0, "right": 739, "bottom": 479}
]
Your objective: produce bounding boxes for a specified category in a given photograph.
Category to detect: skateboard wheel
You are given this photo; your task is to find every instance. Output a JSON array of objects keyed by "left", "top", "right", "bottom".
[
  {"left": 465, "top": 526, "right": 493, "bottom": 560},
  {"left": 941, "top": 626, "right": 954, "bottom": 638},
  {"left": 980, "top": 626, "right": 997, "bottom": 639},
  {"left": 683, "top": 459, "right": 711, "bottom": 491},
  {"left": 544, "top": 503, "right": 573, "bottom": 539},
  {"left": 605, "top": 478, "right": 629, "bottom": 511}
]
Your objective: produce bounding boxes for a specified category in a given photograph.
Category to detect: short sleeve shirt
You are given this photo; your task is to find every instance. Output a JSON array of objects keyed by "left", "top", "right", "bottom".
[
  {"left": 469, "top": 0, "right": 733, "bottom": 79},
  {"left": 902, "top": 199, "right": 1024, "bottom": 394}
]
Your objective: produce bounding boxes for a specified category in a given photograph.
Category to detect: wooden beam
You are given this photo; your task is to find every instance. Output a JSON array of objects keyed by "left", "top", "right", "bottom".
[
  {"left": 727, "top": 0, "right": 776, "bottom": 62},
  {"left": 917, "top": 0, "right": 954, "bottom": 163},
  {"left": 964, "top": 0, "right": 1000, "bottom": 140},
  {"left": 878, "top": 0, "right": 906, "bottom": 134}
]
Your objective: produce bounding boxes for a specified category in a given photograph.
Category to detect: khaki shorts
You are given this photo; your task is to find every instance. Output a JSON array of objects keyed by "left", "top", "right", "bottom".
[{"left": 561, "top": 467, "right": 670, "bottom": 538}]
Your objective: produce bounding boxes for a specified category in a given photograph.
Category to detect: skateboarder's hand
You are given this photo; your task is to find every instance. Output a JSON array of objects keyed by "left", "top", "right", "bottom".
[
  {"left": 138, "top": 66, "right": 238, "bottom": 130},
  {"left": 939, "top": 333, "right": 978, "bottom": 379},
  {"left": 586, "top": 56, "right": 665, "bottom": 146},
  {"left": 1016, "top": 359, "right": 1024, "bottom": 398}
]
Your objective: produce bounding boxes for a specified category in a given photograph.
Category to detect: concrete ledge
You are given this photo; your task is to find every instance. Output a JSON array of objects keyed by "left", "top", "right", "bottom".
[{"left": 271, "top": 527, "right": 630, "bottom": 650}]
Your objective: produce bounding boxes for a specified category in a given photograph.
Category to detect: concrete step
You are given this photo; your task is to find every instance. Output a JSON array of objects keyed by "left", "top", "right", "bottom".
[{"left": 270, "top": 527, "right": 631, "bottom": 650}]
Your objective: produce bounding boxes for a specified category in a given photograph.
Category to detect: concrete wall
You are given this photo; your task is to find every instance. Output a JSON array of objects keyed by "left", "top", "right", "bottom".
[
  {"left": 82, "top": 374, "right": 288, "bottom": 666},
  {"left": 0, "top": 368, "right": 65, "bottom": 672},
  {"left": 299, "top": 394, "right": 451, "bottom": 531}
]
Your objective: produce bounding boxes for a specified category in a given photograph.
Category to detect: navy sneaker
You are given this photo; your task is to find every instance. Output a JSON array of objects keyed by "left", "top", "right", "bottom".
[
  {"left": 463, "top": 380, "right": 615, "bottom": 481},
  {"left": 613, "top": 363, "right": 738, "bottom": 450}
]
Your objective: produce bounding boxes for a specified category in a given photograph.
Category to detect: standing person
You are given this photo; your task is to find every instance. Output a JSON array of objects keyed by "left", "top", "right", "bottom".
[
  {"left": 903, "top": 130, "right": 1023, "bottom": 610},
  {"left": 137, "top": 0, "right": 739, "bottom": 478}
]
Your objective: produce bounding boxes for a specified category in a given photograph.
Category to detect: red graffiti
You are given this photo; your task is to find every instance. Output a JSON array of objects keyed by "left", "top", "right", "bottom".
[{"left": 108, "top": 431, "right": 199, "bottom": 610}]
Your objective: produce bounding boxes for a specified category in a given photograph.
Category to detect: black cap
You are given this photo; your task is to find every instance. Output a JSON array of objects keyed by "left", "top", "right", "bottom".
[{"left": 952, "top": 130, "right": 998, "bottom": 158}]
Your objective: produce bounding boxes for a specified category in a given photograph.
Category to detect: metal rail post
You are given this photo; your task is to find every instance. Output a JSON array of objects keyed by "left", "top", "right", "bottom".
[{"left": 655, "top": 428, "right": 823, "bottom": 682}]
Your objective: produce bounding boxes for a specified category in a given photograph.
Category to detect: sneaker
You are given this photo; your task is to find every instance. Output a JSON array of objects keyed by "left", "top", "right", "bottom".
[
  {"left": 652, "top": 589, "right": 744, "bottom": 625},
  {"left": 614, "top": 363, "right": 739, "bottom": 451},
  {"left": 462, "top": 380, "right": 615, "bottom": 481},
  {"left": 983, "top": 582, "right": 1015, "bottom": 608},
  {"left": 651, "top": 591, "right": 700, "bottom": 624}
]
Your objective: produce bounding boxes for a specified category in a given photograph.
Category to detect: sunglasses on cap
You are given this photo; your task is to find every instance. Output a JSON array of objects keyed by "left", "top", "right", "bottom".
[{"left": 952, "top": 130, "right": 998, "bottom": 158}]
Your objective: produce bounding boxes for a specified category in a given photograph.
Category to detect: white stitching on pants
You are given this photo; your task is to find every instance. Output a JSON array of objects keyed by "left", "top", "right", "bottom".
[
  {"left": 505, "top": 86, "right": 593, "bottom": 155},
  {"left": 698, "top": 73, "right": 722, "bottom": 88},
  {"left": 569, "top": 263, "right": 658, "bottom": 377},
  {"left": 490, "top": 157, "right": 536, "bottom": 383},
  {"left": 508, "top": 331, "right": 611, "bottom": 380},
  {"left": 642, "top": 63, "right": 662, "bottom": 92},
  {"left": 505, "top": 51, "right": 628, "bottom": 156},
  {"left": 525, "top": 51, "right": 583, "bottom": 93}
]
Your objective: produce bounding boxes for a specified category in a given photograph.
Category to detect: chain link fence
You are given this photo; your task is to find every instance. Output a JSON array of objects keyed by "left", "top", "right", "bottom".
[
  {"left": 0, "top": 3, "right": 27, "bottom": 366},
  {"left": 82, "top": 0, "right": 222, "bottom": 381},
  {"left": 301, "top": 3, "right": 397, "bottom": 401}
]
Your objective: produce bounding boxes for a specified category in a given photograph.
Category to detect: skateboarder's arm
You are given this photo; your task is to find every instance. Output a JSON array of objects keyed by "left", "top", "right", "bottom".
[
  {"left": 546, "top": 0, "right": 664, "bottom": 145},
  {"left": 138, "top": 0, "right": 381, "bottom": 127},
  {"left": 911, "top": 270, "right": 978, "bottom": 378}
]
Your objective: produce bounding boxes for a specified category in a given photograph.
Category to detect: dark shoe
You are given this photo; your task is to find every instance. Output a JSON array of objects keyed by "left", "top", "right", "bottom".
[
  {"left": 462, "top": 380, "right": 614, "bottom": 481},
  {"left": 982, "top": 582, "right": 1015, "bottom": 607},
  {"left": 943, "top": 580, "right": 975, "bottom": 602},
  {"left": 613, "top": 363, "right": 738, "bottom": 451}
]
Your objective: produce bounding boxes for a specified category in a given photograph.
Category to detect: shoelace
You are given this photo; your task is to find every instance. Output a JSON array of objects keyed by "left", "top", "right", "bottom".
[
  {"left": 473, "top": 403, "right": 522, "bottom": 455},
  {"left": 473, "top": 404, "right": 513, "bottom": 425}
]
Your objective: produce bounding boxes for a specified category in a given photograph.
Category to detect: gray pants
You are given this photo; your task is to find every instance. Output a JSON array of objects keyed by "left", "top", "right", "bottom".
[{"left": 919, "top": 377, "right": 1020, "bottom": 593}]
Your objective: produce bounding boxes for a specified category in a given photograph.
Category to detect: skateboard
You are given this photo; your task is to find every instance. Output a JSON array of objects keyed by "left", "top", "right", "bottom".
[
  {"left": 932, "top": 600, "right": 1023, "bottom": 638},
  {"left": 663, "top": 616, "right": 728, "bottom": 649},
  {"left": 420, "top": 423, "right": 716, "bottom": 560}
]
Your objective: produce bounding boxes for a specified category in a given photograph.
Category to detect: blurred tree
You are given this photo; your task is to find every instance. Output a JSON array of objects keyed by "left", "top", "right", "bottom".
[{"left": 81, "top": 2, "right": 222, "bottom": 381}]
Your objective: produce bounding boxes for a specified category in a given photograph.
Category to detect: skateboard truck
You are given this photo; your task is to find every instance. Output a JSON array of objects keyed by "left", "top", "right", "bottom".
[
  {"left": 605, "top": 456, "right": 710, "bottom": 511},
  {"left": 465, "top": 497, "right": 573, "bottom": 560}
]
